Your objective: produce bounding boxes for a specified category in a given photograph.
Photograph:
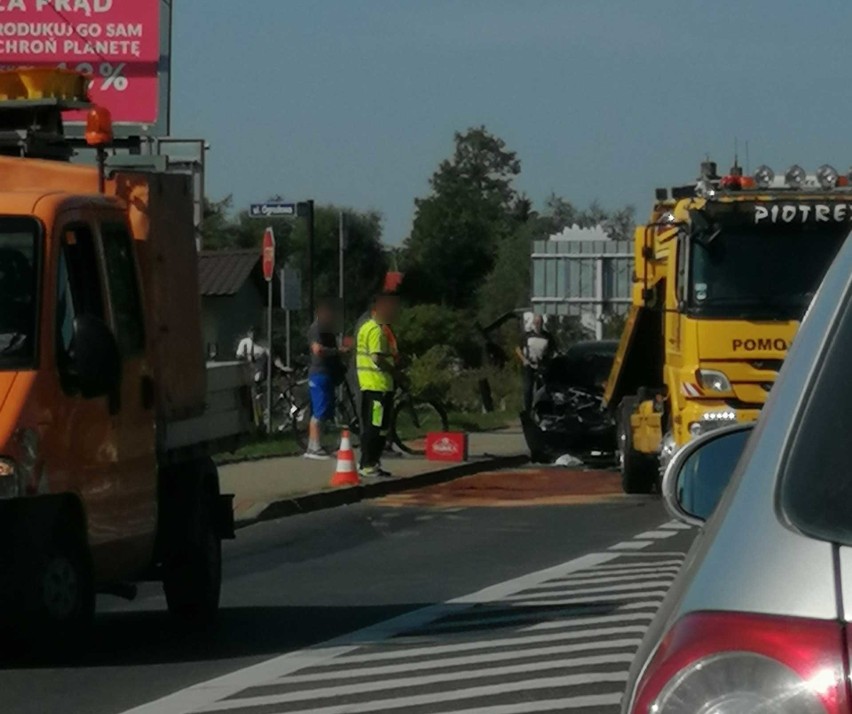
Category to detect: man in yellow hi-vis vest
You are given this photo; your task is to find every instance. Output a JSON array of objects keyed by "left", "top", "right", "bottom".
[{"left": 356, "top": 293, "right": 399, "bottom": 477}]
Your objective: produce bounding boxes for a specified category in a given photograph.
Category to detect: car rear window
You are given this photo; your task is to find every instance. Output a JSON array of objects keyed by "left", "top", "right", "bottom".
[{"left": 779, "top": 281, "right": 852, "bottom": 545}]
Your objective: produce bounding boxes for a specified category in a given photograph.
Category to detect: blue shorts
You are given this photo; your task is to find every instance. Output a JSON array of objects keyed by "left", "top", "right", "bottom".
[{"left": 309, "top": 373, "right": 336, "bottom": 421}]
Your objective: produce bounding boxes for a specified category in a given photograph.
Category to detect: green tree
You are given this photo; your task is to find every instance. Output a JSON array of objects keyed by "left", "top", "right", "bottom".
[
  {"left": 395, "top": 303, "right": 480, "bottom": 365},
  {"left": 404, "top": 126, "right": 522, "bottom": 308}
]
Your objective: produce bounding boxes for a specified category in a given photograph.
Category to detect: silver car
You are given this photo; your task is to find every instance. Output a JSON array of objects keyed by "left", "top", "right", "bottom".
[{"left": 622, "top": 232, "right": 852, "bottom": 714}]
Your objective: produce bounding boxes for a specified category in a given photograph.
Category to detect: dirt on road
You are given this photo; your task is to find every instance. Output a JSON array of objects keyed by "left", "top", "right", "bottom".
[{"left": 378, "top": 467, "right": 631, "bottom": 508}]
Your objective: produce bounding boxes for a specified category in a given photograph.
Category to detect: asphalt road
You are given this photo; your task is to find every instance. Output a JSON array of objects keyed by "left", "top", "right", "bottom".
[{"left": 0, "top": 468, "right": 694, "bottom": 714}]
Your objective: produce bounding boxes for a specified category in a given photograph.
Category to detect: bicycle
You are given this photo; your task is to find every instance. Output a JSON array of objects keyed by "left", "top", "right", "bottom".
[
  {"left": 252, "top": 360, "right": 310, "bottom": 436},
  {"left": 388, "top": 380, "right": 449, "bottom": 456}
]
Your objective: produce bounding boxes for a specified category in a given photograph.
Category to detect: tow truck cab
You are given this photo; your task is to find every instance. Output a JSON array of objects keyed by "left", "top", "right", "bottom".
[{"left": 606, "top": 161, "right": 851, "bottom": 493}]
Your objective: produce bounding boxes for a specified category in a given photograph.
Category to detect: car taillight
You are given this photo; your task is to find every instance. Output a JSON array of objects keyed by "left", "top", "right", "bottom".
[{"left": 630, "top": 612, "right": 848, "bottom": 714}]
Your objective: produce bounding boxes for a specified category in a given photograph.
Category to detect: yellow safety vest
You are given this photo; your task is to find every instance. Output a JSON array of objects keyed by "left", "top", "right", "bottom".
[{"left": 356, "top": 318, "right": 393, "bottom": 392}]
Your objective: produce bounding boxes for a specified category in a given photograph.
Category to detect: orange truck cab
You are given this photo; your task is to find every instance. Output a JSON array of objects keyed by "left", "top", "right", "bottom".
[{"left": 0, "top": 70, "right": 252, "bottom": 633}]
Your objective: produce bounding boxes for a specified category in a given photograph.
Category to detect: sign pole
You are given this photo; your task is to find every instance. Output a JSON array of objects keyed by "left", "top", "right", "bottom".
[
  {"left": 285, "top": 309, "right": 291, "bottom": 368},
  {"left": 262, "top": 227, "right": 276, "bottom": 435},
  {"left": 266, "top": 278, "right": 273, "bottom": 435}
]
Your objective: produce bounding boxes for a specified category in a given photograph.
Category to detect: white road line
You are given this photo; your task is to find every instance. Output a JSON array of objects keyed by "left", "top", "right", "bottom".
[
  {"left": 509, "top": 589, "right": 669, "bottom": 608},
  {"left": 609, "top": 540, "right": 653, "bottom": 550},
  {"left": 559, "top": 561, "right": 684, "bottom": 575},
  {"left": 412, "top": 612, "right": 583, "bottom": 633},
  {"left": 116, "top": 550, "right": 624, "bottom": 714},
  {"left": 435, "top": 693, "right": 624, "bottom": 713},
  {"left": 618, "top": 599, "right": 667, "bottom": 611},
  {"left": 554, "top": 567, "right": 682, "bottom": 582},
  {"left": 331, "top": 627, "right": 644, "bottom": 664},
  {"left": 546, "top": 570, "right": 679, "bottom": 587},
  {"left": 662, "top": 520, "right": 693, "bottom": 530},
  {"left": 199, "top": 671, "right": 630, "bottom": 713},
  {"left": 635, "top": 529, "right": 678, "bottom": 539},
  {"left": 567, "top": 559, "right": 684, "bottom": 572},
  {"left": 292, "top": 639, "right": 643, "bottom": 683},
  {"left": 275, "top": 644, "right": 639, "bottom": 683},
  {"left": 413, "top": 603, "right": 643, "bottom": 632},
  {"left": 258, "top": 652, "right": 635, "bottom": 690},
  {"left": 118, "top": 520, "right": 686, "bottom": 714},
  {"left": 516, "top": 579, "right": 674, "bottom": 598},
  {"left": 603, "top": 551, "right": 687, "bottom": 557},
  {"left": 524, "top": 611, "right": 655, "bottom": 631}
]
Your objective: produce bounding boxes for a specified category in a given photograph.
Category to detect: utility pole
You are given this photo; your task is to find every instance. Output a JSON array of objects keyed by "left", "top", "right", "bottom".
[
  {"left": 338, "top": 210, "right": 346, "bottom": 340},
  {"left": 305, "top": 200, "right": 315, "bottom": 318}
]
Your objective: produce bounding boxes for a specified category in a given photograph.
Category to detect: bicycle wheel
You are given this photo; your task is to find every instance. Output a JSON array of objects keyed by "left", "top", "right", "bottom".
[
  {"left": 291, "top": 398, "right": 311, "bottom": 451},
  {"left": 391, "top": 397, "right": 449, "bottom": 455},
  {"left": 336, "top": 401, "right": 360, "bottom": 443}
]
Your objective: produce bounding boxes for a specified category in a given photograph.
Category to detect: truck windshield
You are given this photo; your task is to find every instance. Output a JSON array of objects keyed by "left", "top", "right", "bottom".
[
  {"left": 689, "top": 224, "right": 848, "bottom": 319},
  {"left": 0, "top": 218, "right": 39, "bottom": 369}
]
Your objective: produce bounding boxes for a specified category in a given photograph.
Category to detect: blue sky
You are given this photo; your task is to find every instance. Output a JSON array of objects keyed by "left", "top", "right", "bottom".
[{"left": 172, "top": 0, "right": 852, "bottom": 244}]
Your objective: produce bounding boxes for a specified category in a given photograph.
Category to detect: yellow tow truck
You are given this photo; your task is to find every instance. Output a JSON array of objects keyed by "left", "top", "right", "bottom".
[{"left": 605, "top": 160, "right": 852, "bottom": 493}]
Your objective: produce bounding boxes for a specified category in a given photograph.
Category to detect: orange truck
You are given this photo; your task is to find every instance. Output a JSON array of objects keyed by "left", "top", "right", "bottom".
[{"left": 0, "top": 70, "right": 252, "bottom": 634}]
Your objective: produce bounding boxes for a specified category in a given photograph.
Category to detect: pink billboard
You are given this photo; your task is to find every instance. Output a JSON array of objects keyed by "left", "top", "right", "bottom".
[{"left": 0, "top": 0, "right": 161, "bottom": 126}]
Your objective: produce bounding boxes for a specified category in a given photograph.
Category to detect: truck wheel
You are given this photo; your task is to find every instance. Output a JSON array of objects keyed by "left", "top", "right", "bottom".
[
  {"left": 618, "top": 399, "right": 658, "bottom": 495},
  {"left": 163, "top": 480, "right": 222, "bottom": 628},
  {"left": 29, "top": 518, "right": 95, "bottom": 638}
]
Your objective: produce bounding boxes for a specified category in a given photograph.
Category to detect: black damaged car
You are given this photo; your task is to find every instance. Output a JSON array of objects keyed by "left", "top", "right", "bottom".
[{"left": 521, "top": 340, "right": 618, "bottom": 463}]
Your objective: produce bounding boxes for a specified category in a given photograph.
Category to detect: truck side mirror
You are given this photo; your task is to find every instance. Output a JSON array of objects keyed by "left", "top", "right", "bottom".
[
  {"left": 661, "top": 423, "right": 753, "bottom": 525},
  {"left": 73, "top": 315, "right": 122, "bottom": 399}
]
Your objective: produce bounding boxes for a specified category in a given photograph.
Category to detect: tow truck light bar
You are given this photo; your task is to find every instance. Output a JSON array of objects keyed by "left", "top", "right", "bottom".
[{"left": 671, "top": 162, "right": 851, "bottom": 199}]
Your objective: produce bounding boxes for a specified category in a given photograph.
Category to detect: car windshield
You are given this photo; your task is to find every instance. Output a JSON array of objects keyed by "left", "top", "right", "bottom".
[
  {"left": 689, "top": 224, "right": 847, "bottom": 319},
  {"left": 0, "top": 218, "right": 39, "bottom": 369}
]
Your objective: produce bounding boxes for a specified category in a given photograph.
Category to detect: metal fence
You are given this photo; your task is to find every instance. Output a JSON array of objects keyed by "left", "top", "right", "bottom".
[{"left": 531, "top": 225, "right": 633, "bottom": 340}]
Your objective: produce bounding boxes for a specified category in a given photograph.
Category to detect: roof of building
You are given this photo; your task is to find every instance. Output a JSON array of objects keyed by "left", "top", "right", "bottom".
[
  {"left": 548, "top": 224, "right": 610, "bottom": 241},
  {"left": 198, "top": 249, "right": 260, "bottom": 296}
]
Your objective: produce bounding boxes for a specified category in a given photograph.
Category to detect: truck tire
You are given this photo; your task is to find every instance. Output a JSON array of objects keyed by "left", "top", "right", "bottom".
[
  {"left": 618, "top": 398, "right": 658, "bottom": 495},
  {"left": 162, "top": 462, "right": 222, "bottom": 628},
  {"left": 26, "top": 512, "right": 95, "bottom": 640}
]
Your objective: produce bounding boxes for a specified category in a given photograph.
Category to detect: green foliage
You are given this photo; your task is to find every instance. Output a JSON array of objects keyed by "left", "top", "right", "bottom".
[
  {"left": 395, "top": 303, "right": 480, "bottom": 365},
  {"left": 407, "top": 344, "right": 457, "bottom": 402},
  {"left": 445, "top": 366, "right": 522, "bottom": 414},
  {"left": 476, "top": 220, "right": 534, "bottom": 324},
  {"left": 404, "top": 126, "right": 523, "bottom": 308}
]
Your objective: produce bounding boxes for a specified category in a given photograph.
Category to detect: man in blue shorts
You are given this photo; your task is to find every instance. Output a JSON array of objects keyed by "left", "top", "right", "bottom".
[{"left": 305, "top": 299, "right": 347, "bottom": 459}]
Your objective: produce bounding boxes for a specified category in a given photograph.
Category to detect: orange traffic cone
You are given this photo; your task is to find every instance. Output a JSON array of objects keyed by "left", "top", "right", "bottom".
[{"left": 329, "top": 430, "right": 360, "bottom": 487}]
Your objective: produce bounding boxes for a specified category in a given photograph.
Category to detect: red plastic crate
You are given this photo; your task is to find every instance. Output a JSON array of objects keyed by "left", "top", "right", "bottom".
[{"left": 425, "top": 432, "right": 468, "bottom": 462}]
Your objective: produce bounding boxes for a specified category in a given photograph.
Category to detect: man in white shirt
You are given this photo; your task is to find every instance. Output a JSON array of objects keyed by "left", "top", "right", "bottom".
[
  {"left": 236, "top": 326, "right": 269, "bottom": 384},
  {"left": 516, "top": 314, "right": 556, "bottom": 413}
]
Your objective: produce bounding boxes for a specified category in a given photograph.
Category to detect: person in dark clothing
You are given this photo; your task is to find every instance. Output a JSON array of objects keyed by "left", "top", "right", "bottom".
[
  {"left": 305, "top": 299, "right": 348, "bottom": 458},
  {"left": 516, "top": 313, "right": 557, "bottom": 413}
]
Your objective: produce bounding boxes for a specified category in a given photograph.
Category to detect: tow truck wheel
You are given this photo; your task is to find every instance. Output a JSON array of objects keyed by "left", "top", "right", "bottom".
[
  {"left": 163, "top": 464, "right": 222, "bottom": 628},
  {"left": 618, "top": 399, "right": 658, "bottom": 495}
]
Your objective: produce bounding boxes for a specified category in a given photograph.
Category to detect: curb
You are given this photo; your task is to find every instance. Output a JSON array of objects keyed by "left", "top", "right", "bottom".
[{"left": 234, "top": 452, "right": 530, "bottom": 529}]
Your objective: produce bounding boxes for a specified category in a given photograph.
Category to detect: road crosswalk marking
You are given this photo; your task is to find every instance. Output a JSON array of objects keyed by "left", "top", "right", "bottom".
[{"left": 119, "top": 521, "right": 693, "bottom": 714}]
